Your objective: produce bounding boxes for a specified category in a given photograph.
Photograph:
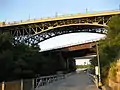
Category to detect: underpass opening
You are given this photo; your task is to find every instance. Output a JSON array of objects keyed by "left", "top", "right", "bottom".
[{"left": 38, "top": 32, "right": 106, "bottom": 74}]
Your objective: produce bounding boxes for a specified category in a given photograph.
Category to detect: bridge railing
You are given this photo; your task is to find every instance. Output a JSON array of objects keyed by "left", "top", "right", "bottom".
[
  {"left": 35, "top": 72, "right": 73, "bottom": 89},
  {"left": 35, "top": 74, "right": 65, "bottom": 89},
  {"left": 2, "top": 9, "right": 120, "bottom": 27}
]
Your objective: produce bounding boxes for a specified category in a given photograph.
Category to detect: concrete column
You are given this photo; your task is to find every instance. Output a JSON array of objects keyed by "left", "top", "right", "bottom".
[
  {"left": 32, "top": 79, "right": 35, "bottom": 90},
  {"left": 2, "top": 82, "right": 5, "bottom": 90},
  {"left": 66, "top": 58, "right": 69, "bottom": 72},
  {"left": 59, "top": 51, "right": 66, "bottom": 70},
  {"left": 21, "top": 79, "right": 23, "bottom": 90}
]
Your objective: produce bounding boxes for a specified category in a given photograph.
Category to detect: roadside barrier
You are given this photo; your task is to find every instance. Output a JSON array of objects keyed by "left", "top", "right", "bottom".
[
  {"left": 35, "top": 72, "right": 73, "bottom": 89},
  {"left": 0, "top": 72, "right": 73, "bottom": 90}
]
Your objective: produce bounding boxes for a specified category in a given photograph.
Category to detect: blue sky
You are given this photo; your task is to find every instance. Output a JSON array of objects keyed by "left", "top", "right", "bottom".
[{"left": 0, "top": 0, "right": 120, "bottom": 22}]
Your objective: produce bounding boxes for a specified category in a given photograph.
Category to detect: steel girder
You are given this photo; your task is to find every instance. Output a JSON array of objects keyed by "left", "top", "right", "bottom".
[
  {"left": 0, "top": 15, "right": 111, "bottom": 45},
  {"left": 23, "top": 25, "right": 107, "bottom": 45}
]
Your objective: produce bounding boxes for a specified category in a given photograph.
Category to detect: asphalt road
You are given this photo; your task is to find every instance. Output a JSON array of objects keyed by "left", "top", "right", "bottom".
[{"left": 36, "top": 71, "right": 98, "bottom": 90}]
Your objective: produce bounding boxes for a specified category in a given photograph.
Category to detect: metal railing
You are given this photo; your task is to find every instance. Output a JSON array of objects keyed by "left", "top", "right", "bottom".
[
  {"left": 1, "top": 9, "right": 120, "bottom": 27},
  {"left": 35, "top": 73, "right": 73, "bottom": 89},
  {"left": 35, "top": 74, "right": 65, "bottom": 89}
]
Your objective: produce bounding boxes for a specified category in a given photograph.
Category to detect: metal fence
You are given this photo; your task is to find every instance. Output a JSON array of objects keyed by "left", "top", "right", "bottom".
[{"left": 35, "top": 74, "right": 65, "bottom": 89}]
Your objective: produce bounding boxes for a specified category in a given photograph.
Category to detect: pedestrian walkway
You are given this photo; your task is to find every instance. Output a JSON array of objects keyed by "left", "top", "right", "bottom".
[{"left": 36, "top": 71, "right": 98, "bottom": 90}]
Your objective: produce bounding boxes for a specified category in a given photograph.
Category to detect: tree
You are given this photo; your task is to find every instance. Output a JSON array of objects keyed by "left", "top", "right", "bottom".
[
  {"left": 0, "top": 33, "right": 14, "bottom": 81},
  {"left": 90, "top": 15, "right": 120, "bottom": 83},
  {"left": 0, "top": 32, "right": 72, "bottom": 81}
]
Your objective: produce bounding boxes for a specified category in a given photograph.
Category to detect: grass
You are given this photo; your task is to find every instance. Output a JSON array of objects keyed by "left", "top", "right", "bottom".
[{"left": 76, "top": 65, "right": 91, "bottom": 68}]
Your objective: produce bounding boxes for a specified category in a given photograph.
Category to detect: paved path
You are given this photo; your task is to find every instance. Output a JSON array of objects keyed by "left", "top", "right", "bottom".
[{"left": 36, "top": 71, "right": 98, "bottom": 90}]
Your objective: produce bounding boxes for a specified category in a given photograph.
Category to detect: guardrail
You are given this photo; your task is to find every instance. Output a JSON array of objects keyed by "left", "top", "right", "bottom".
[
  {"left": 35, "top": 74, "right": 65, "bottom": 89},
  {"left": 35, "top": 72, "right": 73, "bottom": 89}
]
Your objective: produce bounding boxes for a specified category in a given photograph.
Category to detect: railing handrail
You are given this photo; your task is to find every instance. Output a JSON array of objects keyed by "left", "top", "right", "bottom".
[
  {"left": 35, "top": 72, "right": 73, "bottom": 89},
  {"left": 1, "top": 9, "right": 120, "bottom": 26},
  {"left": 36, "top": 74, "right": 57, "bottom": 79}
]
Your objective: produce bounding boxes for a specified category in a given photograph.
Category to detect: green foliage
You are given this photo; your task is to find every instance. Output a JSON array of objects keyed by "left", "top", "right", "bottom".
[
  {"left": 0, "top": 32, "right": 76, "bottom": 81},
  {"left": 76, "top": 65, "right": 91, "bottom": 68},
  {"left": 0, "top": 33, "right": 13, "bottom": 51},
  {"left": 90, "top": 15, "right": 120, "bottom": 83},
  {"left": 107, "top": 15, "right": 120, "bottom": 39}
]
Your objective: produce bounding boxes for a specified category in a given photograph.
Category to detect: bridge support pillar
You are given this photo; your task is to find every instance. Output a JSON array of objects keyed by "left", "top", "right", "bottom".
[
  {"left": 58, "top": 51, "right": 66, "bottom": 72},
  {"left": 66, "top": 58, "right": 69, "bottom": 72}
]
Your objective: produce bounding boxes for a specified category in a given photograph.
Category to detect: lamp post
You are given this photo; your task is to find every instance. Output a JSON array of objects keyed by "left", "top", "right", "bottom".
[
  {"left": 96, "top": 41, "right": 102, "bottom": 88},
  {"left": 119, "top": 4, "right": 120, "bottom": 10}
]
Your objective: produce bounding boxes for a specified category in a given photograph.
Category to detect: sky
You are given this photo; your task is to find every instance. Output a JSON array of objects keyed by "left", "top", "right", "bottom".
[{"left": 0, "top": 0, "right": 120, "bottom": 22}]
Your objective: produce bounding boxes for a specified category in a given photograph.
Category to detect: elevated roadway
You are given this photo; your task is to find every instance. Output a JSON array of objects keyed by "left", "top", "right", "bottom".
[
  {"left": 0, "top": 10, "right": 120, "bottom": 45},
  {"left": 1, "top": 10, "right": 120, "bottom": 27}
]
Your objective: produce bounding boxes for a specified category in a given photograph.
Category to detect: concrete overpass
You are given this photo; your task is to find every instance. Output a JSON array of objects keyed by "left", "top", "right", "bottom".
[{"left": 42, "top": 41, "right": 97, "bottom": 58}]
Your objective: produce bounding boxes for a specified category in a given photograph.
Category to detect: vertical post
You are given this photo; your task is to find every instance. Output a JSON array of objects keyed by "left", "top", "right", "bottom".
[
  {"left": 86, "top": 8, "right": 88, "bottom": 13},
  {"left": 103, "top": 17, "right": 105, "bottom": 25},
  {"left": 32, "top": 79, "right": 35, "bottom": 90},
  {"left": 2, "top": 82, "right": 5, "bottom": 90},
  {"left": 29, "top": 14, "right": 30, "bottom": 20},
  {"left": 59, "top": 51, "right": 66, "bottom": 70},
  {"left": 66, "top": 59, "right": 69, "bottom": 72},
  {"left": 95, "top": 66, "right": 99, "bottom": 87},
  {"left": 55, "top": 12, "right": 58, "bottom": 17},
  {"left": 21, "top": 79, "right": 23, "bottom": 90},
  {"left": 96, "top": 41, "right": 102, "bottom": 88}
]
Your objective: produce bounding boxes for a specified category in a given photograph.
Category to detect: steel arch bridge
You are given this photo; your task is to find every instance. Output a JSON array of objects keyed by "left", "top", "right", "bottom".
[{"left": 0, "top": 10, "right": 120, "bottom": 45}]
